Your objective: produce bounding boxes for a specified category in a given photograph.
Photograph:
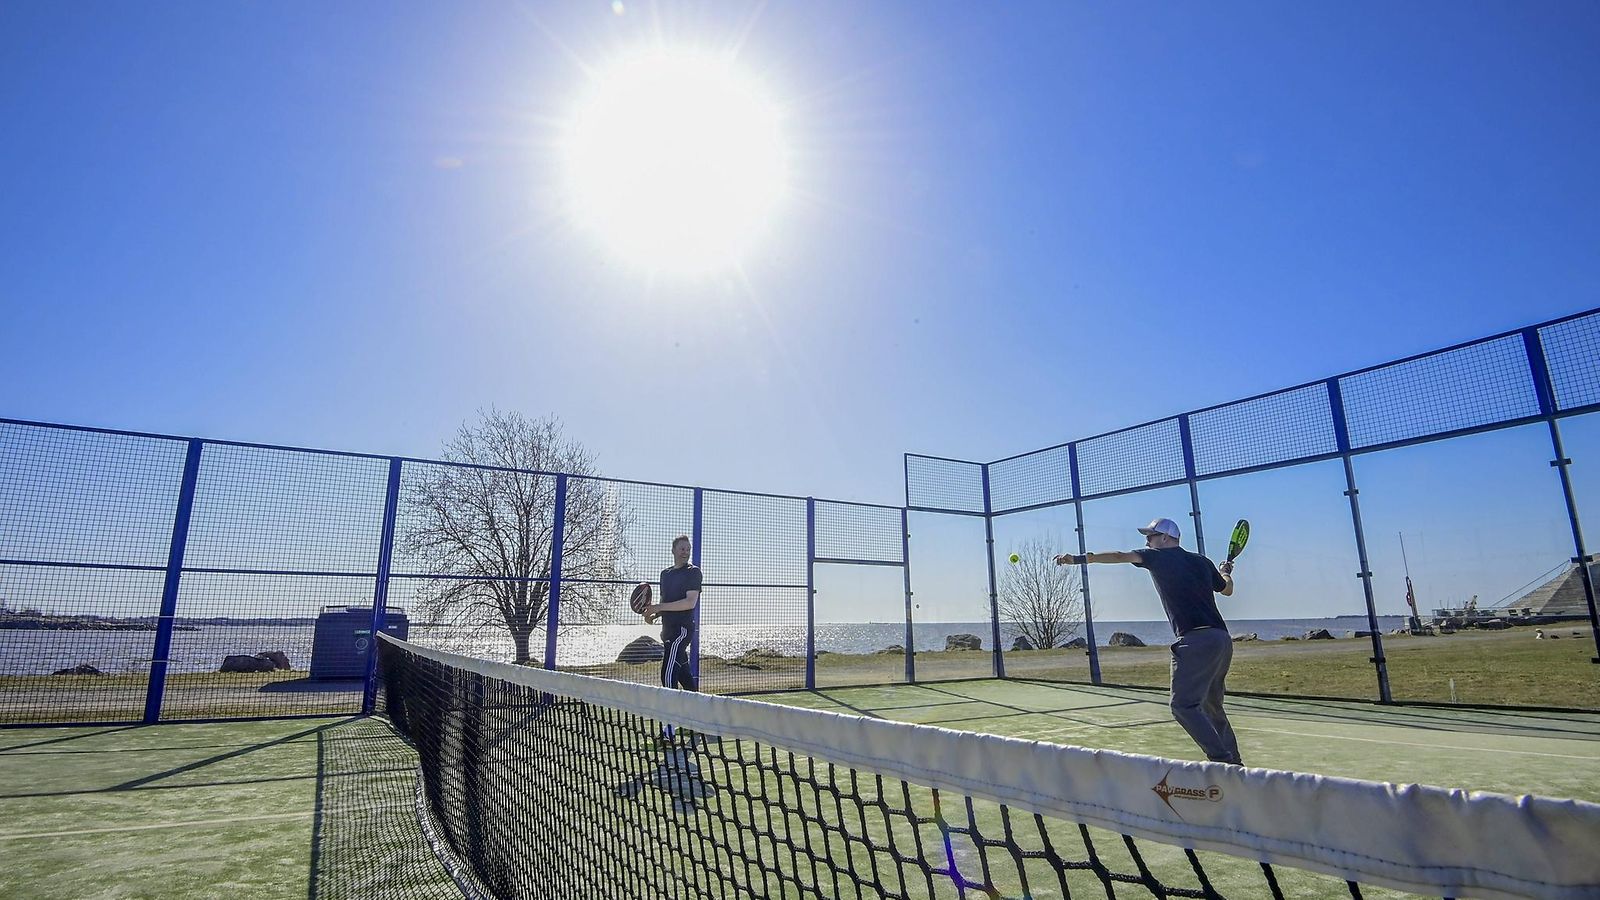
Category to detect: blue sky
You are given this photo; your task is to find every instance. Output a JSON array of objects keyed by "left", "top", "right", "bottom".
[{"left": 4, "top": 2, "right": 1599, "bottom": 626}]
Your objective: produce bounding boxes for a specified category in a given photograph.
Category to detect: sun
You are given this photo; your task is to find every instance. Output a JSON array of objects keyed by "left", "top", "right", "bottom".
[{"left": 562, "top": 49, "right": 788, "bottom": 275}]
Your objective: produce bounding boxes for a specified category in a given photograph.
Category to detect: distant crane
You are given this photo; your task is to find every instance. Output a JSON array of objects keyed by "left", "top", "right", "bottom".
[{"left": 1400, "top": 533, "right": 1424, "bottom": 634}]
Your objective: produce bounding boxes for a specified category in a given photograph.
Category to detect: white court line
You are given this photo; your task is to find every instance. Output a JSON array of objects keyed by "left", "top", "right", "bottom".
[
  {"left": 1246, "top": 725, "right": 1600, "bottom": 760},
  {"left": 0, "top": 810, "right": 317, "bottom": 841}
]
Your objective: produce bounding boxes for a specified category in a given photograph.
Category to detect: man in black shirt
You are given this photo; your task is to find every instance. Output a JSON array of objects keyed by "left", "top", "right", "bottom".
[
  {"left": 644, "top": 534, "right": 702, "bottom": 695},
  {"left": 1056, "top": 517, "right": 1242, "bottom": 765}
]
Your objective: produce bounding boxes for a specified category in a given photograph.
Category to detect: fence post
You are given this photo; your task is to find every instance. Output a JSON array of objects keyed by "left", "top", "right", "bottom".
[
  {"left": 806, "top": 498, "right": 816, "bottom": 690},
  {"left": 1069, "top": 443, "right": 1101, "bottom": 684},
  {"left": 143, "top": 439, "right": 203, "bottom": 724},
  {"left": 1328, "top": 379, "right": 1392, "bottom": 703},
  {"left": 901, "top": 507, "right": 916, "bottom": 684},
  {"left": 1523, "top": 328, "right": 1600, "bottom": 664},
  {"left": 362, "top": 458, "right": 402, "bottom": 714},
  {"left": 543, "top": 474, "right": 567, "bottom": 670},
  {"left": 981, "top": 463, "right": 1005, "bottom": 678},
  {"left": 1179, "top": 415, "right": 1207, "bottom": 556},
  {"left": 690, "top": 488, "right": 704, "bottom": 680}
]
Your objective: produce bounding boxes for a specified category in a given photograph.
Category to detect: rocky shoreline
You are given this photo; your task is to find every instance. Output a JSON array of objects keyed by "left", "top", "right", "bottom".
[{"left": 0, "top": 613, "right": 315, "bottom": 631}]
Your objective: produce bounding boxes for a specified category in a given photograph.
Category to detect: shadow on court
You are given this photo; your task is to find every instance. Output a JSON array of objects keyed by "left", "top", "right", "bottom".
[{"left": 0, "top": 717, "right": 458, "bottom": 900}]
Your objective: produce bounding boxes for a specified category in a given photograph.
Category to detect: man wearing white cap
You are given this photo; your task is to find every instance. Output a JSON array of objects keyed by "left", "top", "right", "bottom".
[{"left": 1055, "top": 517, "right": 1242, "bottom": 765}]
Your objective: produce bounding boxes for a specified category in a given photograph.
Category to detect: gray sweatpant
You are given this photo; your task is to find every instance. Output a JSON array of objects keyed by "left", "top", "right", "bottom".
[{"left": 1169, "top": 627, "right": 1241, "bottom": 764}]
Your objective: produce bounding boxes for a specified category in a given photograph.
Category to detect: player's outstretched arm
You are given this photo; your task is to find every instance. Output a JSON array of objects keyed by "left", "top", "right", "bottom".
[{"left": 1054, "top": 551, "right": 1140, "bottom": 566}]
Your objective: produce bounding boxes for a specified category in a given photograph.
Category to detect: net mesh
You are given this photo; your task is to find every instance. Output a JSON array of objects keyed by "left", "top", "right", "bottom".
[
  {"left": 379, "top": 641, "right": 1247, "bottom": 900},
  {"left": 377, "top": 638, "right": 1600, "bottom": 900}
]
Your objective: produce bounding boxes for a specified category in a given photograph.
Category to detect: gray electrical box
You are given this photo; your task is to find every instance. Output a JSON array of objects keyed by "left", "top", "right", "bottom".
[{"left": 309, "top": 606, "right": 409, "bottom": 679}]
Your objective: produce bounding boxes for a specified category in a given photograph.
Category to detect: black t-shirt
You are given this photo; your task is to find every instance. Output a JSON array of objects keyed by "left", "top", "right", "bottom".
[
  {"left": 1133, "top": 547, "right": 1228, "bottom": 637},
  {"left": 659, "top": 564, "right": 702, "bottom": 629}
]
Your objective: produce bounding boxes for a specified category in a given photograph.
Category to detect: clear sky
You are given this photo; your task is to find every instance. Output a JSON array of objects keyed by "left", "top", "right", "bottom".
[{"left": 4, "top": 3, "right": 1599, "bottom": 625}]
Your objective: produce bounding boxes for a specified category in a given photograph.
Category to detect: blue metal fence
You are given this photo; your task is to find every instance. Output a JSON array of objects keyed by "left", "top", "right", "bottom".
[
  {"left": 0, "top": 424, "right": 906, "bottom": 725},
  {"left": 906, "top": 306, "right": 1600, "bottom": 705},
  {"left": 5, "top": 307, "right": 1599, "bottom": 725}
]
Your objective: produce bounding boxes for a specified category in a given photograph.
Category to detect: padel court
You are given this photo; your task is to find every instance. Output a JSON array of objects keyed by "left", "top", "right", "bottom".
[{"left": 3, "top": 679, "right": 1596, "bottom": 900}]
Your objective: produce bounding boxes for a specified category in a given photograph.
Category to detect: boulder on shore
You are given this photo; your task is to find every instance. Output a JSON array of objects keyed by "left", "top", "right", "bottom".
[
  {"left": 731, "top": 648, "right": 783, "bottom": 668},
  {"left": 1303, "top": 629, "right": 1335, "bottom": 641},
  {"left": 1060, "top": 637, "right": 1088, "bottom": 650},
  {"left": 945, "top": 633, "right": 983, "bottom": 651},
  {"left": 1107, "top": 632, "right": 1146, "bottom": 648},
  {"left": 221, "top": 654, "right": 276, "bottom": 673},
  {"left": 617, "top": 636, "right": 663, "bottom": 663},
  {"left": 256, "top": 651, "right": 292, "bottom": 671},
  {"left": 1010, "top": 635, "right": 1036, "bottom": 651},
  {"left": 1231, "top": 633, "right": 1258, "bottom": 643},
  {"left": 52, "top": 663, "right": 104, "bottom": 676},
  {"left": 875, "top": 645, "right": 906, "bottom": 655}
]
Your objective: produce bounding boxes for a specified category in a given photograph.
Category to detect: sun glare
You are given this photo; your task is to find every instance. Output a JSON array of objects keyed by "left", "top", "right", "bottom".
[{"left": 563, "top": 49, "right": 788, "bottom": 275}]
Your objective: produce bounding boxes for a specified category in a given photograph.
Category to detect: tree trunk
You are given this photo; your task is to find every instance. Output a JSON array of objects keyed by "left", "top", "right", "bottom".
[{"left": 511, "top": 625, "right": 533, "bottom": 664}]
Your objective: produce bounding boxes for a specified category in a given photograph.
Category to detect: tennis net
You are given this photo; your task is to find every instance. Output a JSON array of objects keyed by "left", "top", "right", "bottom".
[{"left": 377, "top": 636, "right": 1600, "bottom": 899}]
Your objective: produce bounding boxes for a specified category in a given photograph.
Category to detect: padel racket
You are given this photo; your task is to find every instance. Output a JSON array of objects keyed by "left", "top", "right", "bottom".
[
  {"left": 629, "top": 582, "right": 653, "bottom": 615},
  {"left": 1225, "top": 519, "right": 1250, "bottom": 562}
]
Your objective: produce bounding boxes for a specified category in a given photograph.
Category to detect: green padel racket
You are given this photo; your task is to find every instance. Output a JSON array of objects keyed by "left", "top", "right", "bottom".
[{"left": 1226, "top": 519, "right": 1250, "bottom": 562}]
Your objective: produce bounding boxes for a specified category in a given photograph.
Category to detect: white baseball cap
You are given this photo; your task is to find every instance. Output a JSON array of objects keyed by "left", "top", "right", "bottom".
[{"left": 1137, "top": 518, "right": 1181, "bottom": 540}]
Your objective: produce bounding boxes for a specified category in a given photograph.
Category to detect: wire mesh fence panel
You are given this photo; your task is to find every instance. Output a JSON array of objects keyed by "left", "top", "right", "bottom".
[
  {"left": 814, "top": 501, "right": 903, "bottom": 564},
  {"left": 699, "top": 491, "right": 808, "bottom": 587},
  {"left": 0, "top": 422, "right": 188, "bottom": 568},
  {"left": 0, "top": 424, "right": 189, "bottom": 723},
  {"left": 1348, "top": 427, "right": 1593, "bottom": 709},
  {"left": 550, "top": 479, "right": 696, "bottom": 674},
  {"left": 1338, "top": 335, "right": 1542, "bottom": 451},
  {"left": 0, "top": 564, "right": 166, "bottom": 723},
  {"left": 578, "top": 479, "right": 697, "bottom": 590},
  {"left": 156, "top": 572, "right": 373, "bottom": 720},
  {"left": 1188, "top": 384, "right": 1340, "bottom": 478},
  {"left": 183, "top": 443, "right": 389, "bottom": 574},
  {"left": 905, "top": 456, "right": 985, "bottom": 514},
  {"left": 696, "top": 586, "right": 809, "bottom": 694},
  {"left": 700, "top": 491, "right": 808, "bottom": 694},
  {"left": 904, "top": 511, "right": 997, "bottom": 684},
  {"left": 392, "top": 461, "right": 559, "bottom": 669},
  {"left": 380, "top": 637, "right": 1600, "bottom": 900},
  {"left": 390, "top": 575, "right": 540, "bottom": 664},
  {"left": 1541, "top": 311, "right": 1600, "bottom": 413},
  {"left": 812, "top": 564, "right": 912, "bottom": 687},
  {"left": 1076, "top": 420, "right": 1186, "bottom": 499},
  {"left": 988, "top": 446, "right": 1073, "bottom": 514}
]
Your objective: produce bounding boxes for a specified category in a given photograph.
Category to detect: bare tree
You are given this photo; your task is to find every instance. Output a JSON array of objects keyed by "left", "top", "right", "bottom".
[
  {"left": 998, "top": 536, "right": 1084, "bottom": 650},
  {"left": 400, "top": 410, "right": 628, "bottom": 664}
]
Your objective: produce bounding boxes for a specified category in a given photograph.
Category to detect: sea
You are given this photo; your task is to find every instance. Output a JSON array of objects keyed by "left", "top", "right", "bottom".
[{"left": 0, "top": 616, "right": 1408, "bottom": 676}]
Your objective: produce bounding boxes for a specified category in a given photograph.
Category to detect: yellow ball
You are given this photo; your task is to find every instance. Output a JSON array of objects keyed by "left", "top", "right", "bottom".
[{"left": 1008, "top": 553, "right": 1020, "bottom": 564}]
